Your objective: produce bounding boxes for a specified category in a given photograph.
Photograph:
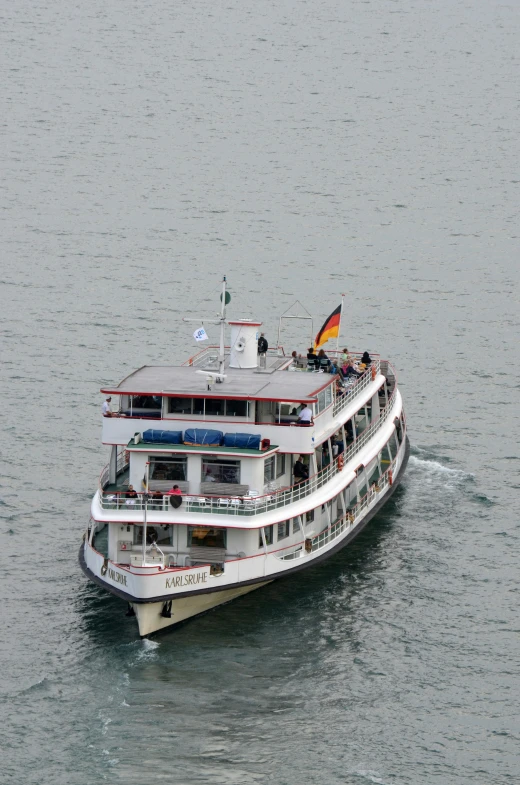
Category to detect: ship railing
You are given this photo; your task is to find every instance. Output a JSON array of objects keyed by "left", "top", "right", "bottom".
[
  {"left": 182, "top": 345, "right": 285, "bottom": 368},
  {"left": 333, "top": 359, "right": 381, "bottom": 417},
  {"left": 98, "top": 388, "right": 397, "bottom": 514},
  {"left": 99, "top": 451, "right": 404, "bottom": 574},
  {"left": 277, "top": 460, "right": 396, "bottom": 559},
  {"left": 99, "top": 450, "right": 130, "bottom": 492}
]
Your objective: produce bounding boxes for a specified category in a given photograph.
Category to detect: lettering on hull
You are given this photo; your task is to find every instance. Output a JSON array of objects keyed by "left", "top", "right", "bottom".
[
  {"left": 107, "top": 567, "right": 128, "bottom": 586},
  {"left": 165, "top": 570, "right": 209, "bottom": 590}
]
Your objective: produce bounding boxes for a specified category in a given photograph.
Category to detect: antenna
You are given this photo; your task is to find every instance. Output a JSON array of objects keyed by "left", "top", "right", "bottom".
[
  {"left": 183, "top": 275, "right": 229, "bottom": 381},
  {"left": 218, "top": 276, "right": 227, "bottom": 378}
]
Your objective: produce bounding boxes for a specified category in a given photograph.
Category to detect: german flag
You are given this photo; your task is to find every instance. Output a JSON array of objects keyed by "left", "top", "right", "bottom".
[{"left": 315, "top": 304, "right": 342, "bottom": 349}]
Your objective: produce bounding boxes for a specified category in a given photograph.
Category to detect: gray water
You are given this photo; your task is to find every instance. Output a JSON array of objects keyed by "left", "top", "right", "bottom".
[{"left": 1, "top": 0, "right": 519, "bottom": 783}]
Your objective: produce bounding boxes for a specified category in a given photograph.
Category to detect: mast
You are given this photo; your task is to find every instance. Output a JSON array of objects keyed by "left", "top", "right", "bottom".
[
  {"left": 141, "top": 462, "right": 150, "bottom": 565},
  {"left": 183, "top": 274, "right": 228, "bottom": 382},
  {"left": 219, "top": 276, "right": 227, "bottom": 379}
]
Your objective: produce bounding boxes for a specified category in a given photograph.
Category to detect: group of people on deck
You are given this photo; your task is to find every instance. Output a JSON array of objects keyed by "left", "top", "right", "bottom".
[
  {"left": 304, "top": 347, "right": 372, "bottom": 378},
  {"left": 125, "top": 483, "right": 182, "bottom": 499}
]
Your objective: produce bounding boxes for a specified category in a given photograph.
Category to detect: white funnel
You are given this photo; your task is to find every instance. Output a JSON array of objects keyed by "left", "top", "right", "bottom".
[{"left": 229, "top": 320, "right": 262, "bottom": 369}]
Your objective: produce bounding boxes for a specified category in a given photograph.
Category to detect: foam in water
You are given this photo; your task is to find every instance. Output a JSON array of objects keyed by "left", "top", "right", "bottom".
[
  {"left": 354, "top": 770, "right": 389, "bottom": 784},
  {"left": 136, "top": 638, "right": 160, "bottom": 661},
  {"left": 406, "top": 455, "right": 473, "bottom": 491}
]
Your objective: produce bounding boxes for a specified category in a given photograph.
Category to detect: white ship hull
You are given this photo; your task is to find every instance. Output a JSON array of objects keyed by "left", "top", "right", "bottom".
[{"left": 131, "top": 582, "right": 271, "bottom": 636}]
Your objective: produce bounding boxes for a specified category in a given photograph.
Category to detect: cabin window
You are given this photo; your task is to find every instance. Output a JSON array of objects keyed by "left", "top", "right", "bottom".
[
  {"left": 259, "top": 525, "right": 274, "bottom": 547},
  {"left": 324, "top": 385, "right": 333, "bottom": 408},
  {"left": 277, "top": 521, "right": 290, "bottom": 541},
  {"left": 167, "top": 398, "right": 249, "bottom": 417},
  {"left": 149, "top": 456, "right": 187, "bottom": 481},
  {"left": 127, "top": 395, "right": 162, "bottom": 414},
  {"left": 205, "top": 398, "right": 225, "bottom": 416},
  {"left": 264, "top": 454, "right": 285, "bottom": 483},
  {"left": 188, "top": 527, "right": 227, "bottom": 548},
  {"left": 264, "top": 456, "right": 275, "bottom": 483},
  {"left": 316, "top": 385, "right": 333, "bottom": 414},
  {"left": 292, "top": 517, "right": 301, "bottom": 534},
  {"left": 168, "top": 398, "right": 193, "bottom": 414},
  {"left": 133, "top": 525, "right": 172, "bottom": 546},
  {"left": 305, "top": 509, "right": 315, "bottom": 524},
  {"left": 202, "top": 457, "right": 240, "bottom": 484},
  {"left": 226, "top": 399, "right": 248, "bottom": 417},
  {"left": 193, "top": 399, "right": 204, "bottom": 415}
]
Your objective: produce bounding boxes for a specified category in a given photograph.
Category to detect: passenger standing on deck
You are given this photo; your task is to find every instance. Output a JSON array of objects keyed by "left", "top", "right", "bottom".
[
  {"left": 294, "top": 456, "right": 309, "bottom": 483},
  {"left": 257, "top": 333, "right": 268, "bottom": 354},
  {"left": 340, "top": 348, "right": 352, "bottom": 368},
  {"left": 258, "top": 332, "right": 268, "bottom": 369},
  {"left": 102, "top": 397, "right": 113, "bottom": 416}
]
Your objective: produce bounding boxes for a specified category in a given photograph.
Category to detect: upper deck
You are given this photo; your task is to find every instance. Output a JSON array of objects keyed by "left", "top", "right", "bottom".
[
  {"left": 102, "top": 351, "right": 331, "bottom": 402},
  {"left": 100, "top": 349, "right": 387, "bottom": 452}
]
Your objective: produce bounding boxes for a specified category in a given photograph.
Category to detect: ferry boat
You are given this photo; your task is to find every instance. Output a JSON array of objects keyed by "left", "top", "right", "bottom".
[{"left": 80, "top": 280, "right": 409, "bottom": 636}]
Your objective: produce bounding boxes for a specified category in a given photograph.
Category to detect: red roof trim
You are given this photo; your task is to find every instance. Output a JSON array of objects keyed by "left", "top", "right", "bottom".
[
  {"left": 100, "top": 389, "right": 319, "bottom": 403},
  {"left": 309, "top": 377, "right": 338, "bottom": 395}
]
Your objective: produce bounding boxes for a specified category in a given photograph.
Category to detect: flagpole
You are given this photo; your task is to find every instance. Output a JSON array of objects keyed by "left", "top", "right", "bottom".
[{"left": 336, "top": 294, "right": 345, "bottom": 354}]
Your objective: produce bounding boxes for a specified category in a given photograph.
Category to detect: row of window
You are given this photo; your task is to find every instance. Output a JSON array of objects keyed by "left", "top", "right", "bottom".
[
  {"left": 261, "top": 509, "right": 314, "bottom": 546},
  {"left": 130, "top": 515, "right": 316, "bottom": 550},
  {"left": 148, "top": 453, "right": 287, "bottom": 485},
  {"left": 149, "top": 456, "right": 242, "bottom": 484},
  {"left": 122, "top": 391, "right": 336, "bottom": 419},
  {"left": 133, "top": 525, "right": 227, "bottom": 548},
  {"left": 167, "top": 398, "right": 250, "bottom": 417}
]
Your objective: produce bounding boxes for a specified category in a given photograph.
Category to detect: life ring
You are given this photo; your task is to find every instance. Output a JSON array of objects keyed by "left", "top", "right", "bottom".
[
  {"left": 101, "top": 557, "right": 108, "bottom": 576},
  {"left": 371, "top": 365, "right": 376, "bottom": 380},
  {"left": 337, "top": 454, "right": 344, "bottom": 470},
  {"left": 388, "top": 469, "right": 393, "bottom": 486}
]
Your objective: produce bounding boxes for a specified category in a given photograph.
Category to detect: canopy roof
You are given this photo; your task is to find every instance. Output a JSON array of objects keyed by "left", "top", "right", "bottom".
[{"left": 101, "top": 365, "right": 335, "bottom": 403}]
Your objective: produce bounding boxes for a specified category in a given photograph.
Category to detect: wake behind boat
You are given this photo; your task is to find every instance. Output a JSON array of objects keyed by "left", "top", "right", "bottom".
[{"left": 80, "top": 279, "right": 409, "bottom": 635}]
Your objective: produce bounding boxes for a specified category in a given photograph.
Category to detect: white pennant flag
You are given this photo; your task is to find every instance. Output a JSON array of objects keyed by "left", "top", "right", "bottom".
[{"left": 193, "top": 326, "right": 208, "bottom": 342}]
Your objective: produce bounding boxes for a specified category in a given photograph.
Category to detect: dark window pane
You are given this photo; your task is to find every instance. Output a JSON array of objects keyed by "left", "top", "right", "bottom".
[
  {"left": 202, "top": 458, "right": 240, "bottom": 484},
  {"left": 205, "top": 399, "right": 225, "bottom": 416},
  {"left": 277, "top": 521, "right": 290, "bottom": 541},
  {"left": 188, "top": 527, "right": 226, "bottom": 548},
  {"left": 264, "top": 456, "right": 275, "bottom": 483},
  {"left": 150, "top": 456, "right": 187, "bottom": 481},
  {"left": 226, "top": 400, "right": 248, "bottom": 416},
  {"left": 168, "top": 398, "right": 192, "bottom": 414}
]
